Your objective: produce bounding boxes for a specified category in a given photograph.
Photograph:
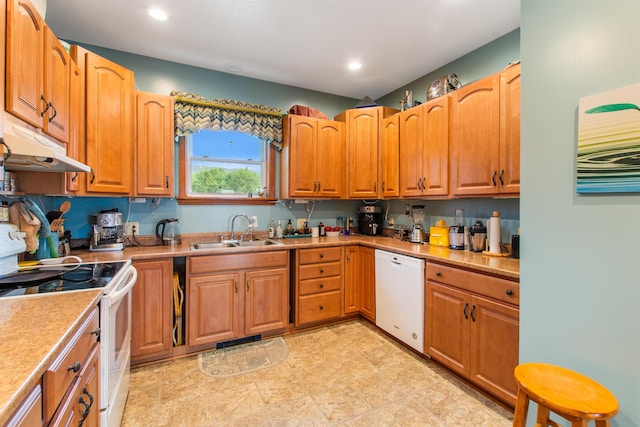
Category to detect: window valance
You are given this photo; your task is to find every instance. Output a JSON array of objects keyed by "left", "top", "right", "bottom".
[{"left": 171, "top": 91, "right": 283, "bottom": 150}]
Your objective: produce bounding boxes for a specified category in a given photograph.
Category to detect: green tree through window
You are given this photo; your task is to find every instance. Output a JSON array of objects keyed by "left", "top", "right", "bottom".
[{"left": 187, "top": 130, "right": 265, "bottom": 196}]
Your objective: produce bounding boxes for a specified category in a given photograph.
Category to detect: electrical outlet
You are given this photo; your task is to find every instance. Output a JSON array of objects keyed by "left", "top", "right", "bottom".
[{"left": 125, "top": 222, "right": 139, "bottom": 236}]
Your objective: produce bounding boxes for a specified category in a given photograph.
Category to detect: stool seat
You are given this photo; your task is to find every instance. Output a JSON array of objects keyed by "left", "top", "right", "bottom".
[{"left": 513, "top": 362, "right": 618, "bottom": 427}]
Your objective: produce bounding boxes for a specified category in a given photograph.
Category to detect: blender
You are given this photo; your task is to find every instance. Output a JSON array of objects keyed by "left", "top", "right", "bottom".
[
  {"left": 410, "top": 205, "right": 425, "bottom": 243},
  {"left": 449, "top": 209, "right": 465, "bottom": 250}
]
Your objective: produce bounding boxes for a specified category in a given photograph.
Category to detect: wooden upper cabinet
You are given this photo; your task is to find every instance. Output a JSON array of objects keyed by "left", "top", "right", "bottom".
[
  {"left": 399, "top": 106, "right": 424, "bottom": 198},
  {"left": 84, "top": 52, "right": 135, "bottom": 194},
  {"left": 315, "top": 120, "right": 344, "bottom": 197},
  {"left": 423, "top": 96, "right": 449, "bottom": 197},
  {"left": 5, "top": 0, "right": 44, "bottom": 127},
  {"left": 6, "top": 0, "right": 71, "bottom": 144},
  {"left": 42, "top": 26, "right": 71, "bottom": 143},
  {"left": 66, "top": 62, "right": 82, "bottom": 192},
  {"left": 381, "top": 114, "right": 400, "bottom": 197},
  {"left": 280, "top": 115, "right": 344, "bottom": 198},
  {"left": 345, "top": 107, "right": 379, "bottom": 198},
  {"left": 449, "top": 73, "right": 501, "bottom": 196},
  {"left": 337, "top": 106, "right": 398, "bottom": 199},
  {"left": 136, "top": 92, "right": 175, "bottom": 197},
  {"left": 499, "top": 63, "right": 521, "bottom": 195}
]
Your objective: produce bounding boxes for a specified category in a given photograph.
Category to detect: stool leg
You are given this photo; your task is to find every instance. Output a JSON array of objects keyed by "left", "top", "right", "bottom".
[
  {"left": 536, "top": 405, "right": 550, "bottom": 426},
  {"left": 594, "top": 421, "right": 611, "bottom": 427},
  {"left": 512, "top": 389, "right": 530, "bottom": 427},
  {"left": 570, "top": 421, "right": 588, "bottom": 427}
]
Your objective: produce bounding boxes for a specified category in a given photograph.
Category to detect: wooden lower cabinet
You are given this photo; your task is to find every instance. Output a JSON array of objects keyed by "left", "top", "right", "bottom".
[
  {"left": 343, "top": 246, "right": 361, "bottom": 314},
  {"left": 132, "top": 259, "right": 174, "bottom": 364},
  {"left": 294, "top": 246, "right": 343, "bottom": 325},
  {"left": 359, "top": 246, "right": 376, "bottom": 321},
  {"left": 6, "top": 384, "right": 42, "bottom": 427},
  {"left": 187, "top": 251, "right": 289, "bottom": 348},
  {"left": 43, "top": 307, "right": 100, "bottom": 426},
  {"left": 425, "top": 262, "right": 519, "bottom": 406}
]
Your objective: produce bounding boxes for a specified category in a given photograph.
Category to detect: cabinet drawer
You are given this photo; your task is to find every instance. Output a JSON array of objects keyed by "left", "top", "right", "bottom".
[
  {"left": 298, "top": 261, "right": 342, "bottom": 280},
  {"left": 298, "top": 276, "right": 342, "bottom": 296},
  {"left": 426, "top": 262, "right": 519, "bottom": 305},
  {"left": 43, "top": 307, "right": 99, "bottom": 422},
  {"left": 298, "top": 291, "right": 342, "bottom": 324},
  {"left": 190, "top": 251, "right": 288, "bottom": 274},
  {"left": 298, "top": 247, "right": 342, "bottom": 264}
]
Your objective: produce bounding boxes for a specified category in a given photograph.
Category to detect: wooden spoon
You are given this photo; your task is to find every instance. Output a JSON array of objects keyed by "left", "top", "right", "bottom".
[{"left": 59, "top": 201, "right": 71, "bottom": 217}]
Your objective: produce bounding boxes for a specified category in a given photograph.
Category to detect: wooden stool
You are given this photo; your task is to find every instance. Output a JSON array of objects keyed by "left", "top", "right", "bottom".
[{"left": 512, "top": 362, "right": 618, "bottom": 427}]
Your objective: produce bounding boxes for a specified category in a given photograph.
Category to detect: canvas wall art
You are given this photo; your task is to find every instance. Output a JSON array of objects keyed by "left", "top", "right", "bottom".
[{"left": 577, "top": 83, "right": 640, "bottom": 193}]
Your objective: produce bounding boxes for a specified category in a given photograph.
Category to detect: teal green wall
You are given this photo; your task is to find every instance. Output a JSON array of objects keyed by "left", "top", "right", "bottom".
[
  {"left": 34, "top": 33, "right": 520, "bottom": 242},
  {"left": 521, "top": 1, "right": 638, "bottom": 425},
  {"left": 377, "top": 29, "right": 520, "bottom": 107}
]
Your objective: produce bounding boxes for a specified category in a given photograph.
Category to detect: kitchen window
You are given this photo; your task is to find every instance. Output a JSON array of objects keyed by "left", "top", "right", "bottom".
[
  {"left": 172, "top": 91, "right": 281, "bottom": 205},
  {"left": 178, "top": 131, "right": 276, "bottom": 205}
]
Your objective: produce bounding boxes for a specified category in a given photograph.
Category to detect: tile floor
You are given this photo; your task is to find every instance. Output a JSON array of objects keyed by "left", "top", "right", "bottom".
[{"left": 122, "top": 320, "right": 514, "bottom": 426}]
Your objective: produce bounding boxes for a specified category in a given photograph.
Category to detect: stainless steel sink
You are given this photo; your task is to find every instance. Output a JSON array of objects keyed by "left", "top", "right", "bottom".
[
  {"left": 189, "top": 239, "right": 283, "bottom": 250},
  {"left": 233, "top": 239, "right": 283, "bottom": 247},
  {"left": 189, "top": 242, "right": 236, "bottom": 250}
]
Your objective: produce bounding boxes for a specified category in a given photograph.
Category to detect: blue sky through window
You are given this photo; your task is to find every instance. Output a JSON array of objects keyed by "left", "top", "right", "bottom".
[{"left": 192, "top": 130, "right": 262, "bottom": 161}]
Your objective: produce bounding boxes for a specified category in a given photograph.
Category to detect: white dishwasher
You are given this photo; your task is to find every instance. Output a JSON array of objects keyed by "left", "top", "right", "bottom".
[{"left": 375, "top": 249, "right": 425, "bottom": 352}]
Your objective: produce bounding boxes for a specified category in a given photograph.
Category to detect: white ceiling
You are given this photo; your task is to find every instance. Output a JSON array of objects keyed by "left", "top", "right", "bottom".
[{"left": 45, "top": 0, "right": 520, "bottom": 100}]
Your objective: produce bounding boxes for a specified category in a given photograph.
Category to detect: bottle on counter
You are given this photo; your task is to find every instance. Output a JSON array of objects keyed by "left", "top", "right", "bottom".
[
  {"left": 286, "top": 219, "right": 294, "bottom": 236},
  {"left": 268, "top": 218, "right": 275, "bottom": 239},
  {"left": 1, "top": 201, "right": 9, "bottom": 223},
  {"left": 319, "top": 222, "right": 325, "bottom": 236},
  {"left": 276, "top": 220, "right": 283, "bottom": 239}
]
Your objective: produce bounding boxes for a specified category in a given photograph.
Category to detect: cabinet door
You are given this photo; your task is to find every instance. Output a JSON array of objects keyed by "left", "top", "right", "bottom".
[
  {"left": 6, "top": 384, "right": 42, "bottom": 427},
  {"left": 85, "top": 52, "right": 135, "bottom": 194},
  {"left": 76, "top": 345, "right": 99, "bottom": 427},
  {"left": 359, "top": 247, "right": 376, "bottom": 321},
  {"left": 450, "top": 73, "right": 500, "bottom": 196},
  {"left": 285, "top": 115, "right": 318, "bottom": 197},
  {"left": 132, "top": 259, "right": 174, "bottom": 362},
  {"left": 470, "top": 295, "right": 519, "bottom": 405},
  {"left": 245, "top": 268, "right": 289, "bottom": 335},
  {"left": 66, "top": 62, "right": 82, "bottom": 192},
  {"left": 425, "top": 282, "right": 470, "bottom": 376},
  {"left": 136, "top": 92, "right": 175, "bottom": 197},
  {"left": 316, "top": 119, "right": 345, "bottom": 197},
  {"left": 187, "top": 273, "right": 240, "bottom": 347},
  {"left": 42, "top": 27, "right": 70, "bottom": 143},
  {"left": 6, "top": 0, "right": 44, "bottom": 127},
  {"left": 423, "top": 96, "right": 449, "bottom": 197},
  {"left": 343, "top": 246, "right": 361, "bottom": 314},
  {"left": 347, "top": 108, "right": 380, "bottom": 198},
  {"left": 399, "top": 106, "right": 424, "bottom": 197},
  {"left": 381, "top": 114, "right": 400, "bottom": 197},
  {"left": 499, "top": 64, "right": 521, "bottom": 195}
]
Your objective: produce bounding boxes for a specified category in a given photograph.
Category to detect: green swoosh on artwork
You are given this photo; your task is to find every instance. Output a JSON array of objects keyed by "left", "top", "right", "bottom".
[{"left": 585, "top": 103, "right": 640, "bottom": 114}]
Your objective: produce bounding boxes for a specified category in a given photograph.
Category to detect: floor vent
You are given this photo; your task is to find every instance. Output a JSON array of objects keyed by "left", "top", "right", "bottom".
[{"left": 215, "top": 334, "right": 262, "bottom": 349}]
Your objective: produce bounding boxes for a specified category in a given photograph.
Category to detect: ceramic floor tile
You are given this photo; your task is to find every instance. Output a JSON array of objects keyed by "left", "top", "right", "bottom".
[
  {"left": 309, "top": 383, "right": 371, "bottom": 422},
  {"left": 265, "top": 395, "right": 329, "bottom": 426},
  {"left": 124, "top": 320, "right": 513, "bottom": 426}
]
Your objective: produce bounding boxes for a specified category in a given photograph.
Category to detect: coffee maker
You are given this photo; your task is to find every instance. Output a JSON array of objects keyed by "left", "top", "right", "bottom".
[
  {"left": 358, "top": 206, "right": 383, "bottom": 235},
  {"left": 89, "top": 210, "right": 124, "bottom": 252}
]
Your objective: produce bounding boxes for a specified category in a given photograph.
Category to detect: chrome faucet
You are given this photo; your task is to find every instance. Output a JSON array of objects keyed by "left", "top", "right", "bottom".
[{"left": 230, "top": 214, "right": 252, "bottom": 241}]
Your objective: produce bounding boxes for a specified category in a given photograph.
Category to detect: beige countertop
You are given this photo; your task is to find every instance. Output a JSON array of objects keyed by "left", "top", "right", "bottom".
[
  {"left": 0, "top": 234, "right": 518, "bottom": 424},
  {"left": 76, "top": 234, "right": 520, "bottom": 279},
  {"left": 0, "top": 290, "right": 102, "bottom": 425}
]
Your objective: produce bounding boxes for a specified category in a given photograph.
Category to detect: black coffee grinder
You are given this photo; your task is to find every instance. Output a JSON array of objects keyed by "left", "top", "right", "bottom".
[{"left": 358, "top": 206, "right": 383, "bottom": 235}]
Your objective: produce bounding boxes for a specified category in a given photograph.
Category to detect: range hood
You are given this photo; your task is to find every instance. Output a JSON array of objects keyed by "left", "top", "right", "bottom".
[{"left": 0, "top": 124, "right": 91, "bottom": 173}]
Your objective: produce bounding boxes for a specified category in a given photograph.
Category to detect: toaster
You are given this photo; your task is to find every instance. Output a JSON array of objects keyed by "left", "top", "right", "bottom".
[{"left": 429, "top": 222, "right": 450, "bottom": 247}]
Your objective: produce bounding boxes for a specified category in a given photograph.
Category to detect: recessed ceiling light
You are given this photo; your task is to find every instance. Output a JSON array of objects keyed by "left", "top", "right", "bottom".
[
  {"left": 148, "top": 8, "right": 168, "bottom": 21},
  {"left": 348, "top": 62, "right": 362, "bottom": 71}
]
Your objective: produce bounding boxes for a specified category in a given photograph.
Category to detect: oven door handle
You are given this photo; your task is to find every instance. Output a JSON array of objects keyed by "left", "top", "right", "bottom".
[{"left": 104, "top": 266, "right": 137, "bottom": 307}]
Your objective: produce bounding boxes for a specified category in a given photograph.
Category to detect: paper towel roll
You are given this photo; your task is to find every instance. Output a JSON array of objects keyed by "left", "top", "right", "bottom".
[{"left": 488, "top": 211, "right": 501, "bottom": 254}]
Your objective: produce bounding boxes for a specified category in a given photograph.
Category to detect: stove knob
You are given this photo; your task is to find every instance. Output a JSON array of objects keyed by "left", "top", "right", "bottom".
[{"left": 8, "top": 231, "right": 25, "bottom": 240}]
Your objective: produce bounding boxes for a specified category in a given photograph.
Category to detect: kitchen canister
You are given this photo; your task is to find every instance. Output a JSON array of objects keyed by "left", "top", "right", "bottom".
[{"left": 487, "top": 211, "right": 501, "bottom": 254}]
